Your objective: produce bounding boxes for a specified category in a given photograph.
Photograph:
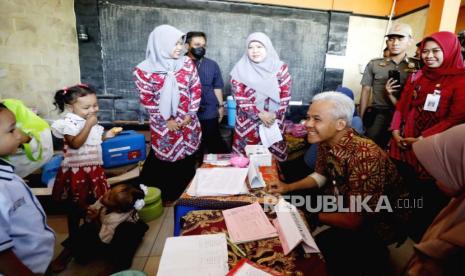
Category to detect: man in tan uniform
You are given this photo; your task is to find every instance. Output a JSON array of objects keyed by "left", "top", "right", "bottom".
[{"left": 360, "top": 23, "right": 419, "bottom": 149}]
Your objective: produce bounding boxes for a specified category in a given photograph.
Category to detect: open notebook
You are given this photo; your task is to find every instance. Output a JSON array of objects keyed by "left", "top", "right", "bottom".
[
  {"left": 187, "top": 163, "right": 265, "bottom": 196},
  {"left": 187, "top": 167, "right": 249, "bottom": 196}
]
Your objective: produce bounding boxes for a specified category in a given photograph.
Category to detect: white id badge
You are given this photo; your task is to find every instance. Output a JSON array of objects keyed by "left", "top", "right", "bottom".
[{"left": 423, "top": 94, "right": 440, "bottom": 112}]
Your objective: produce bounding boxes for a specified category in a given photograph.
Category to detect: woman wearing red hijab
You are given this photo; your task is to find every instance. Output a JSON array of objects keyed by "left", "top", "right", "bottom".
[{"left": 389, "top": 31, "right": 465, "bottom": 241}]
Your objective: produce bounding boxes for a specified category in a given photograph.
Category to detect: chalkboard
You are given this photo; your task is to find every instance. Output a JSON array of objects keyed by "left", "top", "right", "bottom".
[{"left": 99, "top": 0, "right": 332, "bottom": 120}]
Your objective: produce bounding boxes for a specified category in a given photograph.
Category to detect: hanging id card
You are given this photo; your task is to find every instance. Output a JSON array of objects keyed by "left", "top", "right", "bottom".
[{"left": 423, "top": 92, "right": 440, "bottom": 112}]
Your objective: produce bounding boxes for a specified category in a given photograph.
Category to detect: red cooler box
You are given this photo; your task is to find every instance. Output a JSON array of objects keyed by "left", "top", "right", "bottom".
[{"left": 101, "top": 130, "right": 146, "bottom": 168}]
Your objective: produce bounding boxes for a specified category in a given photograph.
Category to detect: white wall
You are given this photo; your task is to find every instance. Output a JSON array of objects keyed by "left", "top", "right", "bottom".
[
  {"left": 342, "top": 8, "right": 428, "bottom": 103},
  {"left": 342, "top": 15, "right": 388, "bottom": 102}
]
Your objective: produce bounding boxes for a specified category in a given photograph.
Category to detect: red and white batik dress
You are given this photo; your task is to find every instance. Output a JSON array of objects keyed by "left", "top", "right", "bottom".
[
  {"left": 231, "top": 64, "right": 292, "bottom": 161},
  {"left": 134, "top": 57, "right": 202, "bottom": 162}
]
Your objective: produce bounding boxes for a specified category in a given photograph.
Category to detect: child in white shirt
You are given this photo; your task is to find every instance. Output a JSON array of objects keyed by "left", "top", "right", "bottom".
[{"left": 51, "top": 84, "right": 121, "bottom": 237}]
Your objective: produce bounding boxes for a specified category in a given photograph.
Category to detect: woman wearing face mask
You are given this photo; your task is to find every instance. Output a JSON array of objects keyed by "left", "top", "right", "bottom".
[
  {"left": 230, "top": 32, "right": 292, "bottom": 161},
  {"left": 133, "top": 25, "right": 202, "bottom": 202},
  {"left": 388, "top": 31, "right": 465, "bottom": 241}
]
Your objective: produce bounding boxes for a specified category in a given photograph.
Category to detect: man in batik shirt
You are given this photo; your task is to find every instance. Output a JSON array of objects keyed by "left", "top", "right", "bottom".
[{"left": 269, "top": 91, "right": 409, "bottom": 276}]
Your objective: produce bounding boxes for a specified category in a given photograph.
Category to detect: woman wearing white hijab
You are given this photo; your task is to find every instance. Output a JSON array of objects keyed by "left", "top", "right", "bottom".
[
  {"left": 134, "top": 25, "right": 202, "bottom": 202},
  {"left": 230, "top": 32, "right": 292, "bottom": 161}
]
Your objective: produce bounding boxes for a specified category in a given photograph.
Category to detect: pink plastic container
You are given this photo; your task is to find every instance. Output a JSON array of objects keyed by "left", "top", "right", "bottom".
[{"left": 230, "top": 155, "right": 250, "bottom": 168}]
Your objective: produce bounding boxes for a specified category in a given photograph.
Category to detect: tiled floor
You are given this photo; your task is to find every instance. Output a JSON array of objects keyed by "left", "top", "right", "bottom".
[{"left": 47, "top": 207, "right": 174, "bottom": 276}]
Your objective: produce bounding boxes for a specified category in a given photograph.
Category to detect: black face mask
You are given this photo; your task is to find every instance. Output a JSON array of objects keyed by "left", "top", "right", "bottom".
[{"left": 190, "top": 47, "right": 206, "bottom": 59}]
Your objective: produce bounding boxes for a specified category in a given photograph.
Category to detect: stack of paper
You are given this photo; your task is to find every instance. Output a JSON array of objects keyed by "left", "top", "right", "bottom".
[
  {"left": 157, "top": 233, "right": 229, "bottom": 276},
  {"left": 273, "top": 199, "right": 320, "bottom": 255},
  {"left": 187, "top": 167, "right": 249, "bottom": 196},
  {"left": 223, "top": 202, "right": 278, "bottom": 244}
]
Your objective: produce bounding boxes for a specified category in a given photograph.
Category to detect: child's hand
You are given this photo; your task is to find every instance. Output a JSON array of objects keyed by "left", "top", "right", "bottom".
[
  {"left": 86, "top": 115, "right": 98, "bottom": 127},
  {"left": 86, "top": 208, "right": 99, "bottom": 221}
]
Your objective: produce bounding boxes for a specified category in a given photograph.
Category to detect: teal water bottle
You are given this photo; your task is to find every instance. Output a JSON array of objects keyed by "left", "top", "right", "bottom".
[{"left": 227, "top": 95, "right": 236, "bottom": 128}]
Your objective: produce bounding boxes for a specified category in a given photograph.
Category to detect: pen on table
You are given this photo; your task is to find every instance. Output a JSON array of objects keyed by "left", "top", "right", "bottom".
[{"left": 226, "top": 236, "right": 247, "bottom": 257}]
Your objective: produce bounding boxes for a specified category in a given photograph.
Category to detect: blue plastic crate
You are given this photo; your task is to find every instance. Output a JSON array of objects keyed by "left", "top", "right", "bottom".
[{"left": 101, "top": 130, "right": 146, "bottom": 168}]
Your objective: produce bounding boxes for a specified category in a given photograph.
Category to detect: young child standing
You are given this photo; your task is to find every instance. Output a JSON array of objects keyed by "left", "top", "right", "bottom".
[
  {"left": 51, "top": 183, "right": 149, "bottom": 274},
  {"left": 51, "top": 84, "right": 121, "bottom": 237},
  {"left": 0, "top": 104, "right": 55, "bottom": 275}
]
